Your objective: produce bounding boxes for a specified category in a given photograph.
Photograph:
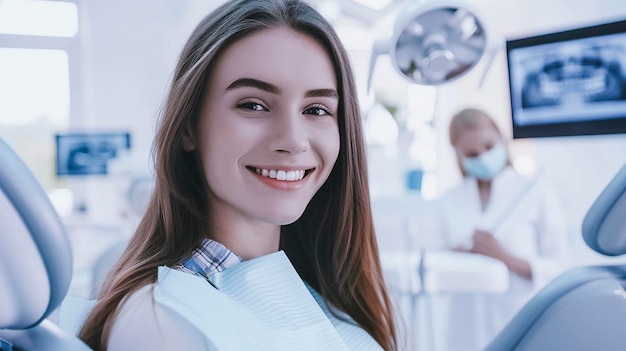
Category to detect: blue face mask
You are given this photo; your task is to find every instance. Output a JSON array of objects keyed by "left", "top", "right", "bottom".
[{"left": 462, "top": 143, "right": 508, "bottom": 180}]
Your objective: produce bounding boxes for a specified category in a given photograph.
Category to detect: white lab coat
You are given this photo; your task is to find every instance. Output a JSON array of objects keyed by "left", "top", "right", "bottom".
[
  {"left": 107, "top": 251, "right": 383, "bottom": 351},
  {"left": 434, "top": 166, "right": 569, "bottom": 351}
]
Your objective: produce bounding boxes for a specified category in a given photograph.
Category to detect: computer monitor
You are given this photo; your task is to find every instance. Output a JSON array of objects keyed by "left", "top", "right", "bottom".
[
  {"left": 506, "top": 18, "right": 626, "bottom": 138},
  {"left": 56, "top": 132, "right": 131, "bottom": 176}
]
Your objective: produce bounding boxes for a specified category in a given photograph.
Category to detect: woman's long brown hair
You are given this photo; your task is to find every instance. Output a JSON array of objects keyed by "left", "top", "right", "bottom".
[{"left": 79, "top": 0, "right": 397, "bottom": 349}]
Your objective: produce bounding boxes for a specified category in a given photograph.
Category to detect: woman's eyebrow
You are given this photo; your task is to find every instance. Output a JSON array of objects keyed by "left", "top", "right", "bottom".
[
  {"left": 226, "top": 77, "right": 338, "bottom": 99},
  {"left": 305, "top": 88, "right": 339, "bottom": 99},
  {"left": 226, "top": 78, "right": 280, "bottom": 94}
]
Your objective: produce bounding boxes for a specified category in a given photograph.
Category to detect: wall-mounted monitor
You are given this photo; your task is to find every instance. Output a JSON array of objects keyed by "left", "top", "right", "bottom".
[
  {"left": 56, "top": 132, "right": 131, "bottom": 176},
  {"left": 506, "top": 18, "right": 626, "bottom": 138}
]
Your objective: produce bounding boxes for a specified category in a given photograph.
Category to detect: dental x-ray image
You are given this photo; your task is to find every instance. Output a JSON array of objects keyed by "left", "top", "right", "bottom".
[
  {"left": 520, "top": 44, "right": 625, "bottom": 108},
  {"left": 56, "top": 132, "right": 131, "bottom": 176},
  {"left": 506, "top": 19, "right": 626, "bottom": 138}
]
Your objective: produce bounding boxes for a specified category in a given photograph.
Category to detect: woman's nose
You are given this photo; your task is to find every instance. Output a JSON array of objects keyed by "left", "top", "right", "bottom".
[{"left": 268, "top": 113, "right": 310, "bottom": 154}]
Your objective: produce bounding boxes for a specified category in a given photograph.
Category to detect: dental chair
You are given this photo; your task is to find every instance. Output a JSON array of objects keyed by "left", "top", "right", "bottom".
[
  {"left": 0, "top": 138, "right": 91, "bottom": 350},
  {"left": 485, "top": 163, "right": 626, "bottom": 351}
]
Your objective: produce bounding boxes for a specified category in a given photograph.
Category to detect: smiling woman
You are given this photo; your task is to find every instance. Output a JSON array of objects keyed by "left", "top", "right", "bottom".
[
  {"left": 78, "top": 0, "right": 397, "bottom": 350},
  {"left": 186, "top": 27, "right": 341, "bottom": 236}
]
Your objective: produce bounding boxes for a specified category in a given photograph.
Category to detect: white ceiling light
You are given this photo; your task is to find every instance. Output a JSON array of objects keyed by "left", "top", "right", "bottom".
[{"left": 368, "top": 0, "right": 488, "bottom": 88}]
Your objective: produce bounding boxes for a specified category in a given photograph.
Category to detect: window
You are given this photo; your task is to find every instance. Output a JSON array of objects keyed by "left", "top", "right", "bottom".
[
  {"left": 0, "top": 0, "right": 79, "bottom": 194},
  {"left": 0, "top": 0, "right": 78, "bottom": 37}
]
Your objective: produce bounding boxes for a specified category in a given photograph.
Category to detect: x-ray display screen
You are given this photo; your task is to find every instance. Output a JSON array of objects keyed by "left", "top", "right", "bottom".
[
  {"left": 507, "top": 19, "right": 626, "bottom": 138},
  {"left": 56, "top": 132, "right": 131, "bottom": 176}
]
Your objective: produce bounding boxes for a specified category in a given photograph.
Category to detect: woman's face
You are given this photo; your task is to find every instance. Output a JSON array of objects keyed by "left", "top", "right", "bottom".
[
  {"left": 187, "top": 27, "right": 340, "bottom": 227},
  {"left": 453, "top": 126, "right": 501, "bottom": 160}
]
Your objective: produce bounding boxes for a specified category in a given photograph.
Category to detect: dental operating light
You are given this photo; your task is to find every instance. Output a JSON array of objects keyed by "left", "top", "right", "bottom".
[{"left": 368, "top": 1, "right": 488, "bottom": 89}]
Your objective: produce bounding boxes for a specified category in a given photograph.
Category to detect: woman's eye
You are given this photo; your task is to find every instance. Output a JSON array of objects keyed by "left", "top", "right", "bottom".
[
  {"left": 237, "top": 101, "right": 267, "bottom": 111},
  {"left": 303, "top": 105, "right": 332, "bottom": 116}
]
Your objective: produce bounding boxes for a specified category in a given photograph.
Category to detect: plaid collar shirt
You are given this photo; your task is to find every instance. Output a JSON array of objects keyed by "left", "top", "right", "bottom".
[{"left": 173, "top": 238, "right": 242, "bottom": 284}]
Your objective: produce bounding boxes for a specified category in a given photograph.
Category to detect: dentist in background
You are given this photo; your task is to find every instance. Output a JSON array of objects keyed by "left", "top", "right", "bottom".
[{"left": 435, "top": 108, "right": 569, "bottom": 351}]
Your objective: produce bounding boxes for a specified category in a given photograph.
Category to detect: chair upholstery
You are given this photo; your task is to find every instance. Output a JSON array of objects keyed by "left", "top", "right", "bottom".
[
  {"left": 582, "top": 164, "right": 626, "bottom": 256},
  {"left": 0, "top": 138, "right": 91, "bottom": 350},
  {"left": 485, "top": 163, "right": 626, "bottom": 351}
]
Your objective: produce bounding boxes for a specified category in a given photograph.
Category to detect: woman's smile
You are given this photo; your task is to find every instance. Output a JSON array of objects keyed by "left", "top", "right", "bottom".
[
  {"left": 248, "top": 166, "right": 309, "bottom": 181},
  {"left": 247, "top": 166, "right": 316, "bottom": 190}
]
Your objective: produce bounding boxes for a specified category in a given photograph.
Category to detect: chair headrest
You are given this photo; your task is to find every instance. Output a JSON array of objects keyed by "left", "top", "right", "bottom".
[
  {"left": 582, "top": 163, "right": 626, "bottom": 256},
  {"left": 0, "top": 138, "right": 73, "bottom": 329}
]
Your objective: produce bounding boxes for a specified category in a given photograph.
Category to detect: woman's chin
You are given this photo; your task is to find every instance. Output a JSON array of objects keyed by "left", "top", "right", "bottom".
[{"left": 261, "top": 209, "right": 306, "bottom": 226}]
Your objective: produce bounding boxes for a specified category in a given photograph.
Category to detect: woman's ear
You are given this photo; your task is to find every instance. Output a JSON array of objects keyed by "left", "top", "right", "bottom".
[{"left": 182, "top": 128, "right": 196, "bottom": 151}]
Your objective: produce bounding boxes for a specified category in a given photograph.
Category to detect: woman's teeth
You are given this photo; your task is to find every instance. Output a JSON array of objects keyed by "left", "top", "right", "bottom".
[{"left": 254, "top": 168, "right": 305, "bottom": 181}]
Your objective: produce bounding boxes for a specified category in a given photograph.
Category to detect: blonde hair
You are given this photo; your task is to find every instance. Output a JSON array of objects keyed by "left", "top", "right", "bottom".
[{"left": 449, "top": 108, "right": 504, "bottom": 145}]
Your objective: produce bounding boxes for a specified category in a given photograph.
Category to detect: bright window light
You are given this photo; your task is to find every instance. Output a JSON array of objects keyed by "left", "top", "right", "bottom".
[
  {"left": 0, "top": 48, "right": 70, "bottom": 126},
  {"left": 0, "top": 0, "right": 78, "bottom": 37}
]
